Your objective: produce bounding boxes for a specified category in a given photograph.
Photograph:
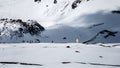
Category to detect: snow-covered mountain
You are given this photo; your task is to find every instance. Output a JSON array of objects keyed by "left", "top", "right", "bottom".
[
  {"left": 0, "top": 18, "right": 45, "bottom": 43},
  {"left": 0, "top": 0, "right": 120, "bottom": 43}
]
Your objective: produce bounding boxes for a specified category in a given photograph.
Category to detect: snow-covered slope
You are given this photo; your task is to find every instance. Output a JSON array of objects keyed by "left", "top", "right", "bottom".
[
  {"left": 41, "top": 22, "right": 120, "bottom": 43},
  {"left": 1, "top": 0, "right": 119, "bottom": 27},
  {"left": 0, "top": 43, "right": 120, "bottom": 68},
  {"left": 0, "top": 19, "right": 45, "bottom": 43},
  {"left": 0, "top": 0, "right": 120, "bottom": 43}
]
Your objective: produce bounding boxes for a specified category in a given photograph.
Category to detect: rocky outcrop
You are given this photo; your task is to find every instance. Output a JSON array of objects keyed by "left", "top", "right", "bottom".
[
  {"left": 71, "top": 0, "right": 90, "bottom": 9},
  {"left": 83, "top": 30, "right": 118, "bottom": 44},
  {"left": 34, "top": 0, "right": 41, "bottom": 3},
  {"left": 112, "top": 10, "right": 120, "bottom": 14},
  {"left": 0, "top": 18, "right": 45, "bottom": 39}
]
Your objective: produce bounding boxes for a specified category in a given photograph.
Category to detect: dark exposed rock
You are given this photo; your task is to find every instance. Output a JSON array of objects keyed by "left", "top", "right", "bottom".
[
  {"left": 54, "top": 0, "right": 57, "bottom": 4},
  {"left": 72, "top": 0, "right": 82, "bottom": 9},
  {"left": 35, "top": 39, "right": 40, "bottom": 43},
  {"left": 34, "top": 0, "right": 41, "bottom": 2},
  {"left": 71, "top": 0, "right": 90, "bottom": 9},
  {"left": 0, "top": 62, "right": 43, "bottom": 66},
  {"left": 83, "top": 30, "right": 118, "bottom": 44},
  {"left": 26, "top": 20, "right": 45, "bottom": 35},
  {"left": 46, "top": 5, "right": 48, "bottom": 7},
  {"left": 75, "top": 51, "right": 80, "bottom": 53},
  {"left": 66, "top": 46, "right": 70, "bottom": 48},
  {"left": 100, "top": 30, "right": 118, "bottom": 38},
  {"left": 76, "top": 62, "right": 120, "bottom": 67},
  {"left": 62, "top": 62, "right": 71, "bottom": 64},
  {"left": 88, "top": 23, "right": 104, "bottom": 29},
  {"left": 112, "top": 10, "right": 120, "bottom": 14},
  {"left": 0, "top": 18, "right": 45, "bottom": 38},
  {"left": 99, "top": 56, "right": 103, "bottom": 58},
  {"left": 63, "top": 37, "right": 67, "bottom": 40}
]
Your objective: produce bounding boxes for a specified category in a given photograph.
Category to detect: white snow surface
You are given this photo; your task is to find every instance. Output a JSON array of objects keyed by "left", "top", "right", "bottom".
[{"left": 0, "top": 43, "right": 120, "bottom": 68}]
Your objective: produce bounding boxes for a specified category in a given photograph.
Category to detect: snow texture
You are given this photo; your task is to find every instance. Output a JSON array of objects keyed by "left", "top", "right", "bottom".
[{"left": 0, "top": 43, "right": 120, "bottom": 68}]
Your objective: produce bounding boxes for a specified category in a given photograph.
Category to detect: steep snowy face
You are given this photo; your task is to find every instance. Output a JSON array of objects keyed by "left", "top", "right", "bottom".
[
  {"left": 0, "top": 0, "right": 92, "bottom": 27},
  {"left": 0, "top": 0, "right": 120, "bottom": 27}
]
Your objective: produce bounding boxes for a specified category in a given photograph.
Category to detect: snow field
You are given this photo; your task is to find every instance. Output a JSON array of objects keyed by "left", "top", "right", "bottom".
[{"left": 0, "top": 43, "right": 120, "bottom": 68}]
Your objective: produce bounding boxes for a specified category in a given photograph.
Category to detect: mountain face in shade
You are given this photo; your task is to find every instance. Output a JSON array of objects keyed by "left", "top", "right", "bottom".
[{"left": 83, "top": 30, "right": 118, "bottom": 44}]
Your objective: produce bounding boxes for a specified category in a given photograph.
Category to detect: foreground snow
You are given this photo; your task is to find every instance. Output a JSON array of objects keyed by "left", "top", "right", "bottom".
[{"left": 0, "top": 43, "right": 120, "bottom": 68}]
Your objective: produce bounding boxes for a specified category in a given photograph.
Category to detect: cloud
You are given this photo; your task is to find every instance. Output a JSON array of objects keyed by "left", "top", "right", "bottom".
[
  {"left": 67, "top": 10, "right": 120, "bottom": 31},
  {"left": 81, "top": 10, "right": 120, "bottom": 31}
]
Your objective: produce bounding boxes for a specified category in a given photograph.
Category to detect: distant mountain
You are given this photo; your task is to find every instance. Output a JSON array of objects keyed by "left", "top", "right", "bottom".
[
  {"left": 40, "top": 10, "right": 120, "bottom": 43},
  {"left": 41, "top": 23, "right": 120, "bottom": 43}
]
